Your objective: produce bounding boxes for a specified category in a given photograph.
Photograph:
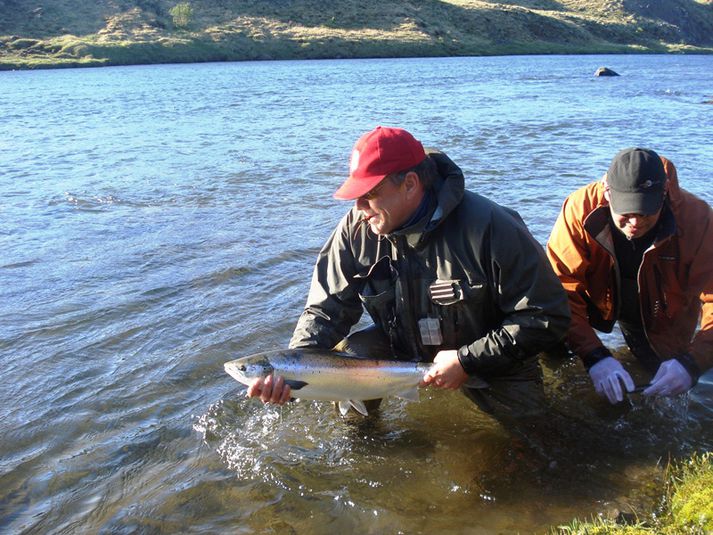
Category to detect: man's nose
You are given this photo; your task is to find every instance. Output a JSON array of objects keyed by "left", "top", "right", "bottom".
[
  {"left": 628, "top": 215, "right": 643, "bottom": 225},
  {"left": 356, "top": 197, "right": 368, "bottom": 211},
  {"left": 622, "top": 213, "right": 643, "bottom": 224}
]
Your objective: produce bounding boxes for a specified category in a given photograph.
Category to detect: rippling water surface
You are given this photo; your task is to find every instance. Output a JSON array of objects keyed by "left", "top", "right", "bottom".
[{"left": 1, "top": 54, "right": 712, "bottom": 533}]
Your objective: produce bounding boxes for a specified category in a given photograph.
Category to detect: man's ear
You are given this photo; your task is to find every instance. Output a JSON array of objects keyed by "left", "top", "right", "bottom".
[
  {"left": 403, "top": 171, "right": 421, "bottom": 196},
  {"left": 602, "top": 174, "right": 611, "bottom": 203}
]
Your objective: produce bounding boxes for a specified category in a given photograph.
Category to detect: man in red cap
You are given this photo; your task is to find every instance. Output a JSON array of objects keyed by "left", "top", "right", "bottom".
[
  {"left": 248, "top": 126, "right": 570, "bottom": 422},
  {"left": 547, "top": 148, "right": 713, "bottom": 405}
]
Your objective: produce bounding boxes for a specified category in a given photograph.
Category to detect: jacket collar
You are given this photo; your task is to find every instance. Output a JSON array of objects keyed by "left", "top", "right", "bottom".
[
  {"left": 584, "top": 199, "right": 677, "bottom": 255},
  {"left": 391, "top": 150, "right": 465, "bottom": 248}
]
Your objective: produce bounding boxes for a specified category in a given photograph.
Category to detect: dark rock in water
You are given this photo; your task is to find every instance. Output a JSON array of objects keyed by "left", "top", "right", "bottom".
[{"left": 594, "top": 67, "right": 619, "bottom": 77}]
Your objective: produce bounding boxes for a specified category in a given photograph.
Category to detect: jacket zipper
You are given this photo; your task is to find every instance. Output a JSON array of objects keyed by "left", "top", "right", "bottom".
[
  {"left": 638, "top": 247, "right": 663, "bottom": 359},
  {"left": 392, "top": 236, "right": 422, "bottom": 360}
]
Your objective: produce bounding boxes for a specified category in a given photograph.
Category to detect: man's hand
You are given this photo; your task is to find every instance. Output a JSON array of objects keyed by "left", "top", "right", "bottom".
[
  {"left": 246, "top": 374, "right": 292, "bottom": 405},
  {"left": 643, "top": 359, "right": 693, "bottom": 397},
  {"left": 420, "top": 350, "right": 469, "bottom": 390},
  {"left": 588, "top": 356, "right": 635, "bottom": 404}
]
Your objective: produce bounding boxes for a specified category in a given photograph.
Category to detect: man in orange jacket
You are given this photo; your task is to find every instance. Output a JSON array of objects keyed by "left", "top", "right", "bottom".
[{"left": 547, "top": 148, "right": 712, "bottom": 404}]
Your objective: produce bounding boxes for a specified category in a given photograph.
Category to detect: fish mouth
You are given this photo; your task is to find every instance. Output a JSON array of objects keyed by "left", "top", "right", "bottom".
[
  {"left": 224, "top": 356, "right": 274, "bottom": 386},
  {"left": 224, "top": 361, "right": 247, "bottom": 384}
]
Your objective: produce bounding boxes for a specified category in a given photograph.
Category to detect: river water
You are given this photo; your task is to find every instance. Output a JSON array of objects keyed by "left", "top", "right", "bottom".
[{"left": 1, "top": 54, "right": 712, "bottom": 533}]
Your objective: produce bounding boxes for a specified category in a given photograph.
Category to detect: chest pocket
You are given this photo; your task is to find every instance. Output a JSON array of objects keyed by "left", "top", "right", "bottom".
[
  {"left": 430, "top": 279, "right": 466, "bottom": 306},
  {"left": 429, "top": 278, "right": 489, "bottom": 347},
  {"left": 355, "top": 256, "right": 398, "bottom": 338}
]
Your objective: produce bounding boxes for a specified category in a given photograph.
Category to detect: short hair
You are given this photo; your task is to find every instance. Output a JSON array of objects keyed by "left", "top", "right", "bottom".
[{"left": 387, "top": 155, "right": 438, "bottom": 190}]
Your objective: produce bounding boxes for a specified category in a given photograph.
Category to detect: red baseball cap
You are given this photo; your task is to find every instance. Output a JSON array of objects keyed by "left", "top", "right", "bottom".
[{"left": 333, "top": 126, "right": 427, "bottom": 200}]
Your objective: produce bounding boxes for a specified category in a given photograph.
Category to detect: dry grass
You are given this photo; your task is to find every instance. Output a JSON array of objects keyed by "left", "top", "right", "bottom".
[{"left": 1, "top": 0, "right": 712, "bottom": 70}]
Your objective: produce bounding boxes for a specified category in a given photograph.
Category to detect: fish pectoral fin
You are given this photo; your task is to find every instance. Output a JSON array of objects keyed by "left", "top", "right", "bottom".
[
  {"left": 394, "top": 387, "right": 420, "bottom": 402},
  {"left": 349, "top": 400, "right": 369, "bottom": 416},
  {"left": 283, "top": 379, "right": 308, "bottom": 391},
  {"left": 337, "top": 401, "right": 351, "bottom": 416}
]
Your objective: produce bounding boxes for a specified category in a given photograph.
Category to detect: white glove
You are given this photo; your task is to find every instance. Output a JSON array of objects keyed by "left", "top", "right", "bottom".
[
  {"left": 588, "top": 356, "right": 635, "bottom": 404},
  {"left": 643, "top": 359, "right": 693, "bottom": 397}
]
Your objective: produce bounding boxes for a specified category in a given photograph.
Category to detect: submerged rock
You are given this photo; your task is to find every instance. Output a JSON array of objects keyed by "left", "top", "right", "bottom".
[{"left": 594, "top": 67, "right": 620, "bottom": 77}]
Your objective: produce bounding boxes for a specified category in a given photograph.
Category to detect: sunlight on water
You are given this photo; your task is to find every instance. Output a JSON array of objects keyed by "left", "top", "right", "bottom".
[{"left": 192, "top": 368, "right": 708, "bottom": 533}]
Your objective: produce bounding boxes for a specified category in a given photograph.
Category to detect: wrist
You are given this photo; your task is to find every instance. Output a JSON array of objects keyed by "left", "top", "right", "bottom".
[
  {"left": 674, "top": 353, "right": 701, "bottom": 387},
  {"left": 457, "top": 345, "right": 477, "bottom": 375},
  {"left": 581, "top": 346, "right": 613, "bottom": 371}
]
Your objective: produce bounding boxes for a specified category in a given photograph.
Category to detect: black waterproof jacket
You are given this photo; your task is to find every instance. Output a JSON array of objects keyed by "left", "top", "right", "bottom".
[{"left": 290, "top": 151, "right": 570, "bottom": 378}]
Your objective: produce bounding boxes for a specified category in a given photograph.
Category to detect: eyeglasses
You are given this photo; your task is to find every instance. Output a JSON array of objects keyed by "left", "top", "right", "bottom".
[{"left": 359, "top": 179, "right": 388, "bottom": 201}]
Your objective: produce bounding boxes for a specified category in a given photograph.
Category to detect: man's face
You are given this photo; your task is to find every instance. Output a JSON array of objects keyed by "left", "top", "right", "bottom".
[
  {"left": 354, "top": 176, "right": 412, "bottom": 235},
  {"left": 604, "top": 179, "right": 666, "bottom": 240},
  {"left": 608, "top": 206, "right": 662, "bottom": 240}
]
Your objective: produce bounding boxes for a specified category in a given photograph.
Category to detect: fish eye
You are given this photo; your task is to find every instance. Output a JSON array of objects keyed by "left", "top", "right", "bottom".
[{"left": 239, "top": 365, "right": 246, "bottom": 372}]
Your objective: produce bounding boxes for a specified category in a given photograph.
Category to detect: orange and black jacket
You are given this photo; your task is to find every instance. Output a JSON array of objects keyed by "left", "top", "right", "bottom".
[{"left": 547, "top": 157, "right": 713, "bottom": 380}]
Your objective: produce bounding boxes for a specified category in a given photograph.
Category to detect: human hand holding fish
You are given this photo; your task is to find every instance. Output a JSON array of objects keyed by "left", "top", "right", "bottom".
[
  {"left": 246, "top": 373, "right": 292, "bottom": 405},
  {"left": 419, "top": 349, "right": 469, "bottom": 390}
]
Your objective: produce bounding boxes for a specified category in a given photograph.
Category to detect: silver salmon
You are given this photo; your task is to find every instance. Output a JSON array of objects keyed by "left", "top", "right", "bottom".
[{"left": 224, "top": 348, "right": 433, "bottom": 416}]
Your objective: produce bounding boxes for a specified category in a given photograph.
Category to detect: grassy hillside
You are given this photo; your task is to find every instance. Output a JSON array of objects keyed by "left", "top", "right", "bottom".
[{"left": 1, "top": 0, "right": 712, "bottom": 69}]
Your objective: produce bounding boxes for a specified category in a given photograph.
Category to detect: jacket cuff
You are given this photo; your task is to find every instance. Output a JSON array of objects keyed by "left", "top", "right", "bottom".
[
  {"left": 675, "top": 353, "right": 701, "bottom": 387},
  {"left": 457, "top": 345, "right": 478, "bottom": 375},
  {"left": 581, "top": 346, "right": 612, "bottom": 371}
]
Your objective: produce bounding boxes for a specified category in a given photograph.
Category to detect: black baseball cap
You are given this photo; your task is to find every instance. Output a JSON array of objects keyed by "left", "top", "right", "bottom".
[{"left": 607, "top": 148, "right": 667, "bottom": 215}]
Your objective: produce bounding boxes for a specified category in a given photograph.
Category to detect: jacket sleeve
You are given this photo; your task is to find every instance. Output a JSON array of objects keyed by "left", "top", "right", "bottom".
[
  {"left": 458, "top": 207, "right": 571, "bottom": 375},
  {"left": 289, "top": 212, "right": 364, "bottom": 350},
  {"left": 546, "top": 193, "right": 609, "bottom": 362},
  {"left": 689, "top": 205, "right": 713, "bottom": 373}
]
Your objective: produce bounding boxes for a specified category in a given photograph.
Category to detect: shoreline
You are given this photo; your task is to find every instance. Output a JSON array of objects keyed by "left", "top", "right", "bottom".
[{"left": 2, "top": 40, "right": 713, "bottom": 72}]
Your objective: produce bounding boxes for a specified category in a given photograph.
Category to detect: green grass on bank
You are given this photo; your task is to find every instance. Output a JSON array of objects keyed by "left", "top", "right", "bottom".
[{"left": 552, "top": 453, "right": 713, "bottom": 535}]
